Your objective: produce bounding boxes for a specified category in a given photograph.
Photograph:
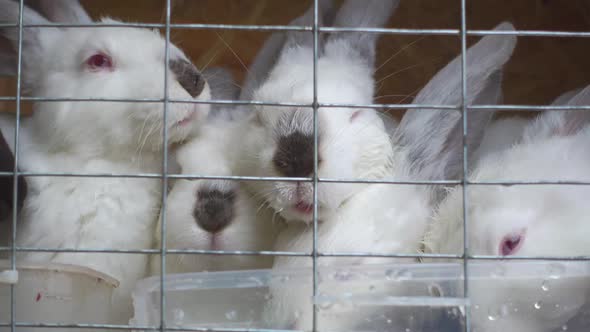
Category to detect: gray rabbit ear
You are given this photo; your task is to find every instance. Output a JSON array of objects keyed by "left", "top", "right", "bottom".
[
  {"left": 239, "top": 32, "right": 286, "bottom": 102},
  {"left": 24, "top": 0, "right": 93, "bottom": 23},
  {"left": 0, "top": 0, "right": 59, "bottom": 89},
  {"left": 325, "top": 0, "right": 400, "bottom": 69},
  {"left": 282, "top": 0, "right": 334, "bottom": 51},
  {"left": 203, "top": 67, "right": 239, "bottom": 101},
  {"left": 523, "top": 85, "right": 590, "bottom": 141},
  {"left": 395, "top": 22, "right": 517, "bottom": 181}
]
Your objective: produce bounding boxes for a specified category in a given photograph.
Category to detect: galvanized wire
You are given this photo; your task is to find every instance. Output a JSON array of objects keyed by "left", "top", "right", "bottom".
[
  {"left": 1, "top": 1, "right": 589, "bottom": 331},
  {"left": 8, "top": 1, "right": 25, "bottom": 332},
  {"left": 459, "top": 1, "right": 471, "bottom": 331},
  {"left": 159, "top": 1, "right": 172, "bottom": 331}
]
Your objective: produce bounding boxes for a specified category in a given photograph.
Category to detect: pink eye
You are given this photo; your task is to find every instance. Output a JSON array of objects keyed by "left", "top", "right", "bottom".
[
  {"left": 86, "top": 53, "right": 113, "bottom": 71},
  {"left": 499, "top": 230, "right": 526, "bottom": 256}
]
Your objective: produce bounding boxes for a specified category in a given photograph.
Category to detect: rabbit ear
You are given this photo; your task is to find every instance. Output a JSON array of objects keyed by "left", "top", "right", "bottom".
[
  {"left": 325, "top": 0, "right": 400, "bottom": 69},
  {"left": 240, "top": 32, "right": 285, "bottom": 102},
  {"left": 24, "top": 0, "right": 92, "bottom": 23},
  {"left": 524, "top": 85, "right": 590, "bottom": 140},
  {"left": 0, "top": 0, "right": 59, "bottom": 88},
  {"left": 551, "top": 88, "right": 582, "bottom": 106},
  {"left": 395, "top": 22, "right": 517, "bottom": 181},
  {"left": 282, "top": 0, "right": 334, "bottom": 51},
  {"left": 203, "top": 67, "right": 239, "bottom": 101},
  {"left": 202, "top": 67, "right": 245, "bottom": 120}
]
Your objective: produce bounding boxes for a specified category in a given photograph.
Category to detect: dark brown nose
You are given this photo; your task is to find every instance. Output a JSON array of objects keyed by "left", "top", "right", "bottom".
[
  {"left": 193, "top": 189, "right": 236, "bottom": 234},
  {"left": 273, "top": 131, "right": 318, "bottom": 177},
  {"left": 170, "top": 58, "right": 206, "bottom": 98}
]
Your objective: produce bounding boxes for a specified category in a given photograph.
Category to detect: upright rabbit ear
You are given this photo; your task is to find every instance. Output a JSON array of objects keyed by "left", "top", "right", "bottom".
[
  {"left": 24, "top": 0, "right": 93, "bottom": 24},
  {"left": 395, "top": 22, "right": 517, "bottom": 181},
  {"left": 202, "top": 67, "right": 244, "bottom": 120},
  {"left": 523, "top": 85, "right": 590, "bottom": 141},
  {"left": 239, "top": 32, "right": 286, "bottom": 102},
  {"left": 0, "top": 0, "right": 58, "bottom": 89},
  {"left": 282, "top": 0, "right": 334, "bottom": 51},
  {"left": 325, "top": 0, "right": 400, "bottom": 69}
]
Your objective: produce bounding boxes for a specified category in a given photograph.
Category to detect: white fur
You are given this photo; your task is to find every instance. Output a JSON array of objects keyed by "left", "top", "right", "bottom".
[
  {"left": 235, "top": 0, "right": 396, "bottom": 224},
  {"left": 258, "top": 17, "right": 517, "bottom": 330},
  {"left": 151, "top": 119, "right": 282, "bottom": 274},
  {"left": 424, "top": 87, "right": 590, "bottom": 332},
  {"left": 471, "top": 116, "right": 530, "bottom": 166},
  {"left": 0, "top": 0, "right": 211, "bottom": 324}
]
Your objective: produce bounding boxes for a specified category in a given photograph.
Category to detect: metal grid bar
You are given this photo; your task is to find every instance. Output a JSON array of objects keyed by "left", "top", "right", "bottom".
[
  {"left": 159, "top": 1, "right": 172, "bottom": 331},
  {"left": 459, "top": 1, "right": 471, "bottom": 332},
  {"left": 311, "top": 1, "right": 320, "bottom": 331},
  {"left": 1, "top": 21, "right": 590, "bottom": 38},
  {"left": 4, "top": 95, "right": 590, "bottom": 113},
  {"left": 1, "top": 1, "right": 588, "bottom": 332},
  {"left": 8, "top": 1, "right": 25, "bottom": 331}
]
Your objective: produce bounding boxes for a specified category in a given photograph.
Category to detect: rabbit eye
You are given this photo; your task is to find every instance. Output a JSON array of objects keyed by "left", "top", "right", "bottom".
[
  {"left": 499, "top": 230, "right": 526, "bottom": 256},
  {"left": 86, "top": 53, "right": 113, "bottom": 71}
]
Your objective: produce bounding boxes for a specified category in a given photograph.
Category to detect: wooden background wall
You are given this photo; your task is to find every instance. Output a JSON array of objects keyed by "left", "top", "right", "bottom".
[{"left": 1, "top": 0, "right": 589, "bottom": 117}]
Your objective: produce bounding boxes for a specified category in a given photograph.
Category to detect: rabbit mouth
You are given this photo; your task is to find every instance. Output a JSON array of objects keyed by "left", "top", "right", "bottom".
[
  {"left": 293, "top": 201, "right": 314, "bottom": 214},
  {"left": 176, "top": 110, "right": 197, "bottom": 126}
]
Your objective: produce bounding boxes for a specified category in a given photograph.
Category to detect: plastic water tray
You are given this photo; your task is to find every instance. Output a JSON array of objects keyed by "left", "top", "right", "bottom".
[
  {"left": 0, "top": 260, "right": 118, "bottom": 332},
  {"left": 131, "top": 261, "right": 590, "bottom": 332}
]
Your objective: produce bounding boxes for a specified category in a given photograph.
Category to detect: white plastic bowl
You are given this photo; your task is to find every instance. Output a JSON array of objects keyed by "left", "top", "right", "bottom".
[
  {"left": 0, "top": 259, "right": 118, "bottom": 332},
  {"left": 131, "top": 261, "right": 590, "bottom": 332}
]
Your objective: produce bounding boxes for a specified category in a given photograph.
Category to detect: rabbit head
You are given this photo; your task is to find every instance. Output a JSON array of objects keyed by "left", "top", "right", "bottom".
[
  {"left": 427, "top": 86, "right": 590, "bottom": 258},
  {"left": 154, "top": 70, "right": 278, "bottom": 274},
  {"left": 238, "top": 0, "right": 399, "bottom": 224},
  {"left": 0, "top": 0, "right": 211, "bottom": 154},
  {"left": 425, "top": 86, "right": 590, "bottom": 332}
]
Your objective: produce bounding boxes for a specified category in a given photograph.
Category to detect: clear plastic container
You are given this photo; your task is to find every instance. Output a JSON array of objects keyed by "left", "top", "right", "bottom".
[
  {"left": 131, "top": 261, "right": 590, "bottom": 332},
  {"left": 0, "top": 259, "right": 118, "bottom": 332}
]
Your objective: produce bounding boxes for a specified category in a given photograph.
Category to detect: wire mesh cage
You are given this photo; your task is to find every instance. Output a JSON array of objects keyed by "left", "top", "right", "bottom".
[{"left": 0, "top": 0, "right": 590, "bottom": 332}]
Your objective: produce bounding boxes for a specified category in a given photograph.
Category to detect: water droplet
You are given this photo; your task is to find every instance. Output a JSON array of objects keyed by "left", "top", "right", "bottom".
[
  {"left": 561, "top": 325, "right": 568, "bottom": 331},
  {"left": 319, "top": 301, "right": 333, "bottom": 310},
  {"left": 264, "top": 293, "right": 272, "bottom": 301},
  {"left": 541, "top": 280, "right": 550, "bottom": 291},
  {"left": 447, "top": 307, "right": 461, "bottom": 319},
  {"left": 386, "top": 319, "right": 392, "bottom": 324},
  {"left": 225, "top": 310, "right": 237, "bottom": 321},
  {"left": 488, "top": 305, "right": 510, "bottom": 320},
  {"left": 294, "top": 310, "right": 302, "bottom": 319},
  {"left": 171, "top": 308, "right": 184, "bottom": 325},
  {"left": 428, "top": 283, "right": 444, "bottom": 297},
  {"left": 547, "top": 263, "right": 566, "bottom": 279},
  {"left": 334, "top": 270, "right": 353, "bottom": 281},
  {"left": 369, "top": 284, "right": 376, "bottom": 291},
  {"left": 491, "top": 264, "right": 507, "bottom": 277},
  {"left": 386, "top": 268, "right": 412, "bottom": 281},
  {"left": 405, "top": 329, "right": 411, "bottom": 332},
  {"left": 534, "top": 301, "right": 542, "bottom": 310}
]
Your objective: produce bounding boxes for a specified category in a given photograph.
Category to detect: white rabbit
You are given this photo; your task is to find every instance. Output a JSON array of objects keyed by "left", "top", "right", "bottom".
[
  {"left": 0, "top": 0, "right": 211, "bottom": 324},
  {"left": 151, "top": 67, "right": 284, "bottom": 275},
  {"left": 471, "top": 116, "right": 530, "bottom": 166},
  {"left": 233, "top": 0, "right": 397, "bottom": 225},
  {"left": 424, "top": 86, "right": 590, "bottom": 332},
  {"left": 471, "top": 87, "right": 584, "bottom": 167},
  {"left": 249, "top": 1, "right": 516, "bottom": 329}
]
